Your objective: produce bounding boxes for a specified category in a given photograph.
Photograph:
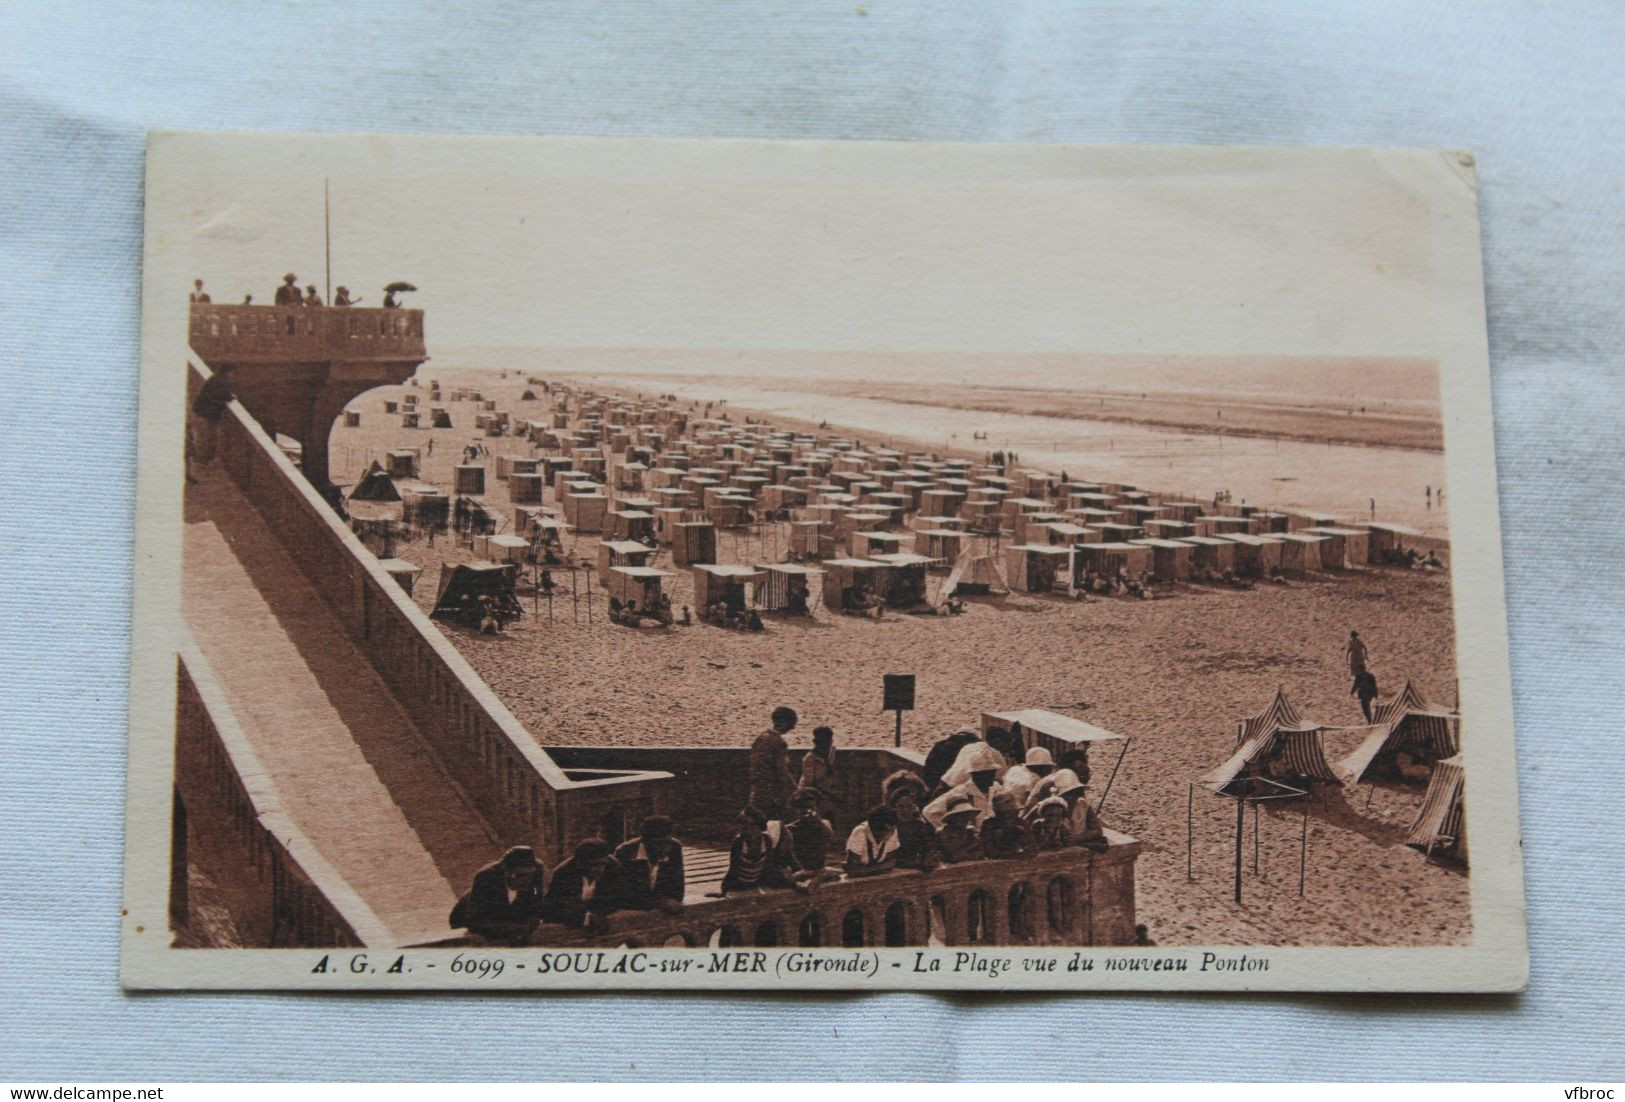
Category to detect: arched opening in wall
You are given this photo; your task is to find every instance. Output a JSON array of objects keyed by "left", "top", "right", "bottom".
[
  {"left": 966, "top": 890, "right": 994, "bottom": 944},
  {"left": 841, "top": 909, "right": 866, "bottom": 948},
  {"left": 927, "top": 894, "right": 949, "bottom": 947},
  {"left": 798, "top": 912, "right": 824, "bottom": 947},
  {"left": 1046, "top": 876, "right": 1074, "bottom": 942},
  {"left": 709, "top": 925, "right": 742, "bottom": 949},
  {"left": 754, "top": 921, "right": 781, "bottom": 947},
  {"left": 1008, "top": 881, "right": 1036, "bottom": 944},
  {"left": 883, "top": 902, "right": 911, "bottom": 947},
  {"left": 662, "top": 932, "right": 694, "bottom": 948}
]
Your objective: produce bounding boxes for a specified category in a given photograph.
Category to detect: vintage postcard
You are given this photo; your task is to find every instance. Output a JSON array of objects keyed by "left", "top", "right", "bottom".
[{"left": 123, "top": 133, "right": 1526, "bottom": 991}]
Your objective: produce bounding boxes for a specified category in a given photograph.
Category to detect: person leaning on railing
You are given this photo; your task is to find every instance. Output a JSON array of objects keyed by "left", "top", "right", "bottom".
[
  {"left": 843, "top": 806, "right": 900, "bottom": 878},
  {"left": 449, "top": 845, "right": 548, "bottom": 945},
  {"left": 541, "top": 839, "right": 618, "bottom": 932},
  {"left": 608, "top": 816, "right": 685, "bottom": 916}
]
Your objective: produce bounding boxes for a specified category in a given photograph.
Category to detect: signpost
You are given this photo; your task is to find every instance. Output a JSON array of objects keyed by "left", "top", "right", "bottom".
[{"left": 882, "top": 673, "right": 915, "bottom": 748}]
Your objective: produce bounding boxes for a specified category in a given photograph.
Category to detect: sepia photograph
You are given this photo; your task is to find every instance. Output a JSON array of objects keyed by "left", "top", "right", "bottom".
[{"left": 122, "top": 134, "right": 1525, "bottom": 990}]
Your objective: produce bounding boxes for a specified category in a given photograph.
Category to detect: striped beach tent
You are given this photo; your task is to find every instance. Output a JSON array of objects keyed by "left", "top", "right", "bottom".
[
  {"left": 1405, "top": 754, "right": 1467, "bottom": 865},
  {"left": 1201, "top": 722, "right": 1343, "bottom": 797},
  {"left": 1370, "top": 679, "right": 1433, "bottom": 727},
  {"left": 1339, "top": 709, "right": 1461, "bottom": 785},
  {"left": 1234, "top": 688, "right": 1305, "bottom": 744}
]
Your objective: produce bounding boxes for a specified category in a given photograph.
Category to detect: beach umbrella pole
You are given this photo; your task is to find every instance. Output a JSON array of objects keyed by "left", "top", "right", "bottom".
[
  {"left": 1095, "top": 739, "right": 1129, "bottom": 815},
  {"left": 1186, "top": 784, "right": 1194, "bottom": 881},
  {"left": 1234, "top": 792, "right": 1245, "bottom": 905},
  {"left": 1299, "top": 798, "right": 1309, "bottom": 897}
]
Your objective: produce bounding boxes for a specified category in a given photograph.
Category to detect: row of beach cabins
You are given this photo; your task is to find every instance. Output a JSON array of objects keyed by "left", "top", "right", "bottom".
[{"left": 340, "top": 377, "right": 1437, "bottom": 615}]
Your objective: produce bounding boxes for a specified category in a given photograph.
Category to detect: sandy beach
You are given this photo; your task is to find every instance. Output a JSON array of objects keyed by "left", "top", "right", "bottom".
[{"left": 328, "top": 365, "right": 1467, "bottom": 948}]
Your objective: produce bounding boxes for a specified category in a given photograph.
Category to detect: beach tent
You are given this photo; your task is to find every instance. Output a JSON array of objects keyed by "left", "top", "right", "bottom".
[
  {"left": 870, "top": 551, "right": 938, "bottom": 607},
  {"left": 1005, "top": 544, "right": 1073, "bottom": 593},
  {"left": 1235, "top": 688, "right": 1307, "bottom": 744},
  {"left": 614, "top": 462, "right": 648, "bottom": 492},
  {"left": 761, "top": 484, "right": 809, "bottom": 511},
  {"left": 920, "top": 489, "right": 965, "bottom": 517},
  {"left": 1075, "top": 541, "right": 1150, "bottom": 580},
  {"left": 1200, "top": 721, "right": 1344, "bottom": 797},
  {"left": 1339, "top": 709, "right": 1461, "bottom": 786},
  {"left": 1130, "top": 538, "right": 1195, "bottom": 582},
  {"left": 1094, "top": 522, "right": 1144, "bottom": 543},
  {"left": 386, "top": 449, "right": 419, "bottom": 479},
  {"left": 789, "top": 520, "right": 835, "bottom": 560},
  {"left": 1405, "top": 754, "right": 1467, "bottom": 865},
  {"left": 431, "top": 409, "right": 453, "bottom": 429},
  {"left": 478, "top": 533, "right": 532, "bottom": 565},
  {"left": 608, "top": 509, "right": 656, "bottom": 543},
  {"left": 839, "top": 512, "right": 891, "bottom": 540},
  {"left": 1366, "top": 522, "right": 1423, "bottom": 564},
  {"left": 1372, "top": 679, "right": 1434, "bottom": 726},
  {"left": 705, "top": 496, "right": 755, "bottom": 528},
  {"left": 526, "top": 515, "right": 571, "bottom": 557},
  {"left": 597, "top": 540, "right": 656, "bottom": 584},
  {"left": 432, "top": 560, "right": 519, "bottom": 619},
  {"left": 508, "top": 472, "right": 545, "bottom": 505},
  {"left": 672, "top": 521, "right": 718, "bottom": 566},
  {"left": 1040, "top": 522, "right": 1093, "bottom": 547},
  {"left": 857, "top": 531, "right": 909, "bottom": 557},
  {"left": 979, "top": 708, "right": 1131, "bottom": 813},
  {"left": 400, "top": 486, "right": 449, "bottom": 531},
  {"left": 349, "top": 461, "right": 401, "bottom": 503},
  {"left": 1183, "top": 535, "right": 1236, "bottom": 573},
  {"left": 914, "top": 528, "right": 965, "bottom": 564},
  {"left": 820, "top": 558, "right": 892, "bottom": 612},
  {"left": 454, "top": 464, "right": 486, "bottom": 496},
  {"left": 941, "top": 549, "right": 1009, "bottom": 599},
  {"left": 692, "top": 563, "right": 765, "bottom": 612},
  {"left": 755, "top": 562, "right": 822, "bottom": 613},
  {"left": 607, "top": 565, "right": 673, "bottom": 610},
  {"left": 1011, "top": 511, "right": 1064, "bottom": 543},
  {"left": 1218, "top": 533, "right": 1273, "bottom": 576},
  {"left": 453, "top": 495, "right": 498, "bottom": 538},
  {"left": 1303, "top": 527, "right": 1369, "bottom": 568},
  {"left": 1275, "top": 532, "right": 1328, "bottom": 573},
  {"left": 562, "top": 491, "right": 609, "bottom": 534}
]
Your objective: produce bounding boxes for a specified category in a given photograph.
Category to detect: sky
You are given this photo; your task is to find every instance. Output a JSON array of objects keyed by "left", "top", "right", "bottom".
[{"left": 165, "top": 136, "right": 1478, "bottom": 361}]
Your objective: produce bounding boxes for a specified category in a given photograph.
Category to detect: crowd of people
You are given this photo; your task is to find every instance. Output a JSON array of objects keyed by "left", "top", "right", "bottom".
[
  {"left": 188, "top": 276, "right": 407, "bottom": 310},
  {"left": 453, "top": 707, "right": 1111, "bottom": 945},
  {"left": 730, "top": 708, "right": 1108, "bottom": 888},
  {"left": 609, "top": 592, "right": 676, "bottom": 627},
  {"left": 451, "top": 817, "right": 687, "bottom": 943}
]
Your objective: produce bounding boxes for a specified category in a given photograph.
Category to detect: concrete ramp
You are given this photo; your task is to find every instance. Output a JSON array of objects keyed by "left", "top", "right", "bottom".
[{"left": 184, "top": 467, "right": 499, "bottom": 945}]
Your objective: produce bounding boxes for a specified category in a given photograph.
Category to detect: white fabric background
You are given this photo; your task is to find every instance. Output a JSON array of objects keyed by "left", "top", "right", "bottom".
[{"left": 1, "top": 0, "right": 1620, "bottom": 1081}]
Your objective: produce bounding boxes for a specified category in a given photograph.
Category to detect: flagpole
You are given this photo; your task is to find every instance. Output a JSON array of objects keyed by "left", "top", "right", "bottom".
[{"left": 324, "top": 177, "right": 332, "bottom": 306}]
